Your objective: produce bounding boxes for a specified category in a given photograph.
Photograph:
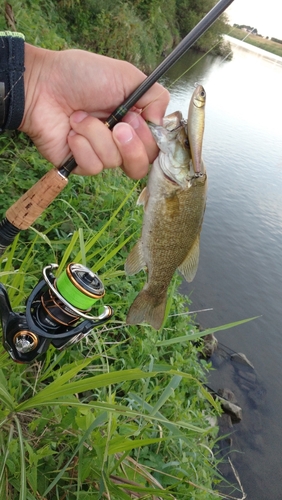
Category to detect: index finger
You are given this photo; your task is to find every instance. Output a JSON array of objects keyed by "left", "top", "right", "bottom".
[{"left": 136, "top": 82, "right": 170, "bottom": 125}]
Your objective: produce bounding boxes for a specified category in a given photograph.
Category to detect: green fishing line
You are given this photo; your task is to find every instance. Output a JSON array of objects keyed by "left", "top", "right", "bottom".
[{"left": 56, "top": 266, "right": 100, "bottom": 310}]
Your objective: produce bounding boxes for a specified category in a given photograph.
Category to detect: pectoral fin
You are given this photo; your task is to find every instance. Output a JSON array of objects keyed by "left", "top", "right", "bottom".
[
  {"left": 137, "top": 187, "right": 149, "bottom": 208},
  {"left": 125, "top": 239, "right": 146, "bottom": 275},
  {"left": 178, "top": 235, "right": 200, "bottom": 282}
]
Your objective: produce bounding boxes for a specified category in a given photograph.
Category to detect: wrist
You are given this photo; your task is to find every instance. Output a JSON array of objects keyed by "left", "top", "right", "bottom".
[
  {"left": 19, "top": 42, "right": 41, "bottom": 134},
  {"left": 19, "top": 43, "right": 56, "bottom": 137}
]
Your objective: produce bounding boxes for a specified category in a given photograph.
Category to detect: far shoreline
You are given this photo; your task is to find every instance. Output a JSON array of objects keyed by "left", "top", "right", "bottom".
[{"left": 224, "top": 34, "right": 282, "bottom": 63}]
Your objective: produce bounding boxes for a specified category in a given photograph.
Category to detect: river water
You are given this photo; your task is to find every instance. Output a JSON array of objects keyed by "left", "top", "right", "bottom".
[{"left": 162, "top": 38, "right": 282, "bottom": 499}]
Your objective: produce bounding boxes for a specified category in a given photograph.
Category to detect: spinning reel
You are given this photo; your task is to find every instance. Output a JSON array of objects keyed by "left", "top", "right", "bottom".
[{"left": 0, "top": 263, "right": 113, "bottom": 363}]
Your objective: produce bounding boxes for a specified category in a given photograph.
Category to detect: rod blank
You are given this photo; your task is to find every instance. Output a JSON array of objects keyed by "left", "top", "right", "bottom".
[{"left": 61, "top": 0, "right": 235, "bottom": 174}]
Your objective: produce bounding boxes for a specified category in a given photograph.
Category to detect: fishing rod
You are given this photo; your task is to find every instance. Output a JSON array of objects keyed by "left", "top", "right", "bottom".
[
  {"left": 0, "top": 0, "right": 234, "bottom": 362},
  {"left": 0, "top": 0, "right": 234, "bottom": 254}
]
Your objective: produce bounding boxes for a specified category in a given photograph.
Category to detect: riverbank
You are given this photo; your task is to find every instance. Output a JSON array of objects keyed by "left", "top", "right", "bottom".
[
  {"left": 205, "top": 336, "right": 264, "bottom": 499},
  {"left": 226, "top": 26, "right": 282, "bottom": 58},
  {"left": 225, "top": 34, "right": 282, "bottom": 63}
]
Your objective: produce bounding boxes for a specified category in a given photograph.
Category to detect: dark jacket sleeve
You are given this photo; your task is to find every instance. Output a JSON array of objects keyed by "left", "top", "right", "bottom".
[{"left": 0, "top": 31, "right": 25, "bottom": 131}]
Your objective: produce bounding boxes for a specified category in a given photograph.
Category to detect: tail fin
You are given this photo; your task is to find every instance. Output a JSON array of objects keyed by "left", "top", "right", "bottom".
[{"left": 126, "top": 289, "right": 167, "bottom": 330}]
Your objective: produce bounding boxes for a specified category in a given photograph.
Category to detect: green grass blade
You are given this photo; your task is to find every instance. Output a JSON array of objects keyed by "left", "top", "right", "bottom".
[
  {"left": 18, "top": 398, "right": 207, "bottom": 431},
  {"left": 0, "top": 234, "right": 21, "bottom": 287},
  {"left": 73, "top": 181, "right": 138, "bottom": 262},
  {"left": 108, "top": 437, "right": 164, "bottom": 455},
  {"left": 129, "top": 392, "right": 207, "bottom": 437},
  {"left": 156, "top": 317, "right": 259, "bottom": 346},
  {"left": 38, "top": 350, "right": 67, "bottom": 382},
  {"left": 15, "top": 369, "right": 157, "bottom": 411},
  {"left": 41, "top": 355, "right": 95, "bottom": 385},
  {"left": 93, "top": 232, "right": 135, "bottom": 272},
  {"left": 57, "top": 231, "right": 80, "bottom": 275},
  {"left": 56, "top": 198, "right": 92, "bottom": 230},
  {"left": 78, "top": 227, "right": 87, "bottom": 267},
  {"left": 160, "top": 278, "right": 177, "bottom": 333},
  {"left": 0, "top": 424, "right": 14, "bottom": 486},
  {"left": 14, "top": 417, "right": 26, "bottom": 500},
  {"left": 0, "top": 382, "right": 15, "bottom": 411},
  {"left": 150, "top": 375, "right": 182, "bottom": 416},
  {"left": 199, "top": 384, "right": 218, "bottom": 410},
  {"left": 29, "top": 226, "right": 54, "bottom": 251},
  {"left": 116, "top": 483, "right": 175, "bottom": 497}
]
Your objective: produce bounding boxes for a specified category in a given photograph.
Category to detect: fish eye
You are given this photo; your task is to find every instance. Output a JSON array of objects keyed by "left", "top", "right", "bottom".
[
  {"left": 184, "top": 139, "right": 190, "bottom": 148},
  {"left": 201, "top": 90, "right": 205, "bottom": 97}
]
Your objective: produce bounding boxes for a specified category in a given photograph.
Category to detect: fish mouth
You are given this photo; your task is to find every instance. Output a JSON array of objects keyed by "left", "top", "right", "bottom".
[
  {"left": 163, "top": 166, "right": 205, "bottom": 187},
  {"left": 149, "top": 113, "right": 206, "bottom": 183}
]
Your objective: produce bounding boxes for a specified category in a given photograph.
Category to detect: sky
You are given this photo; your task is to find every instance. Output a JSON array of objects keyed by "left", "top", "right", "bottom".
[{"left": 226, "top": 0, "right": 282, "bottom": 39}]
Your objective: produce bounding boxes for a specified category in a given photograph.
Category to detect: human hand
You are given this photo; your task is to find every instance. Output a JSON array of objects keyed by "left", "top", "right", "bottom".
[{"left": 20, "top": 44, "right": 169, "bottom": 179}]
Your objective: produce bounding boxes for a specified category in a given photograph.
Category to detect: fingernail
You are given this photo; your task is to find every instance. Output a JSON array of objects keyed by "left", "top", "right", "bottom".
[
  {"left": 114, "top": 123, "right": 133, "bottom": 144},
  {"left": 71, "top": 111, "right": 89, "bottom": 124},
  {"left": 125, "top": 111, "right": 141, "bottom": 130},
  {"left": 68, "top": 129, "right": 76, "bottom": 137}
]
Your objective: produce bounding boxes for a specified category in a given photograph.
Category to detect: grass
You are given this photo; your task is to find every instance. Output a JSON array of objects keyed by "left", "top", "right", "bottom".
[
  {"left": 0, "top": 184, "right": 224, "bottom": 499},
  {"left": 0, "top": 133, "right": 252, "bottom": 497}
]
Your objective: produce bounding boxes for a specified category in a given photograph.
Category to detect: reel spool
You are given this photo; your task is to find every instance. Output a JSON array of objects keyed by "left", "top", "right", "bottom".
[
  {"left": 0, "top": 263, "right": 113, "bottom": 363},
  {"left": 37, "top": 263, "right": 106, "bottom": 330}
]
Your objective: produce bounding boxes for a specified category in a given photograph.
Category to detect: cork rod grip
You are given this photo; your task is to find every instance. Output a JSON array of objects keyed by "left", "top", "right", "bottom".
[{"left": 6, "top": 168, "right": 68, "bottom": 230}]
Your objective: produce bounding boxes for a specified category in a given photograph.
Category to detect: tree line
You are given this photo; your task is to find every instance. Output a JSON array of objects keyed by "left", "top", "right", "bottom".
[
  {"left": 271, "top": 37, "right": 282, "bottom": 45},
  {"left": 57, "top": 0, "right": 230, "bottom": 70}
]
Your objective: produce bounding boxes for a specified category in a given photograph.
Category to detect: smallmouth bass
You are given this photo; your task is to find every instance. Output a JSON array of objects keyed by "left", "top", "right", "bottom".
[{"left": 125, "top": 85, "right": 207, "bottom": 330}]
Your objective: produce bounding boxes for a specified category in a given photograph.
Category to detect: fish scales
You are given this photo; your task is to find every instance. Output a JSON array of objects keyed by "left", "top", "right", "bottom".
[
  {"left": 142, "top": 166, "right": 206, "bottom": 297},
  {"left": 125, "top": 85, "right": 207, "bottom": 330}
]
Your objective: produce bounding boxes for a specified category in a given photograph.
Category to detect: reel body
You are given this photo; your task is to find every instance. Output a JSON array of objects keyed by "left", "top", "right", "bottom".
[{"left": 0, "top": 263, "right": 113, "bottom": 363}]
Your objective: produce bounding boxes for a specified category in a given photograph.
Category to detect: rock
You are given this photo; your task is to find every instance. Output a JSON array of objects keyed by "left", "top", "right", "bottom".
[
  {"left": 202, "top": 333, "right": 218, "bottom": 358},
  {"left": 217, "top": 388, "right": 242, "bottom": 423},
  {"left": 219, "top": 399, "right": 243, "bottom": 423},
  {"left": 206, "top": 415, "right": 218, "bottom": 427},
  {"left": 239, "top": 382, "right": 254, "bottom": 393},
  {"left": 230, "top": 352, "right": 254, "bottom": 369},
  {"left": 219, "top": 413, "right": 233, "bottom": 431},
  {"left": 217, "top": 413, "right": 233, "bottom": 460},
  {"left": 237, "top": 370, "right": 257, "bottom": 384},
  {"left": 218, "top": 388, "right": 238, "bottom": 404},
  {"left": 247, "top": 385, "right": 266, "bottom": 408}
]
